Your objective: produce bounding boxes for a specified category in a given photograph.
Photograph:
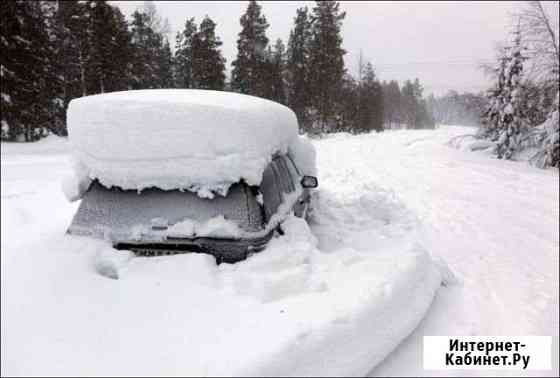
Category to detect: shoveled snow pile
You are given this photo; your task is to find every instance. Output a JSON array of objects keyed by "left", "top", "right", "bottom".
[{"left": 67, "top": 89, "right": 299, "bottom": 197}]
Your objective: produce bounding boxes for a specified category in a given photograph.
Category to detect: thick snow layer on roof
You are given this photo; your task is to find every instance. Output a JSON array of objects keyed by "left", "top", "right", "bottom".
[{"left": 67, "top": 89, "right": 299, "bottom": 195}]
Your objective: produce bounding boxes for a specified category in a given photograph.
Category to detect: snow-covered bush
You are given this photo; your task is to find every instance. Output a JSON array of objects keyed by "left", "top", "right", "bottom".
[{"left": 530, "top": 93, "right": 560, "bottom": 168}]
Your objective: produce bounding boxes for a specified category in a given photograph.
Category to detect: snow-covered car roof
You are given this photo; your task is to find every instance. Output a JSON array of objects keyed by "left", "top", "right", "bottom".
[{"left": 67, "top": 89, "right": 299, "bottom": 197}]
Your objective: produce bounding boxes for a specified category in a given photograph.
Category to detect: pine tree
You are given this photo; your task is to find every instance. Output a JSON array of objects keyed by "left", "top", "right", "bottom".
[
  {"left": 57, "top": 1, "right": 133, "bottom": 95},
  {"left": 412, "top": 79, "right": 434, "bottom": 129},
  {"left": 495, "top": 29, "right": 529, "bottom": 159},
  {"left": 86, "top": 1, "right": 113, "bottom": 93},
  {"left": 130, "top": 11, "right": 156, "bottom": 88},
  {"left": 286, "top": 7, "right": 312, "bottom": 131},
  {"left": 129, "top": 8, "right": 171, "bottom": 89},
  {"left": 371, "top": 76, "right": 384, "bottom": 132},
  {"left": 38, "top": 1, "right": 65, "bottom": 136},
  {"left": 90, "top": 1, "right": 132, "bottom": 92},
  {"left": 130, "top": 11, "right": 149, "bottom": 88},
  {"left": 400, "top": 78, "right": 433, "bottom": 129},
  {"left": 411, "top": 78, "right": 423, "bottom": 129},
  {"left": 107, "top": 7, "right": 133, "bottom": 91},
  {"left": 55, "top": 1, "right": 91, "bottom": 99},
  {"left": 530, "top": 91, "right": 559, "bottom": 168},
  {"left": 44, "top": 0, "right": 89, "bottom": 136},
  {"left": 174, "top": 18, "right": 197, "bottom": 88},
  {"left": 482, "top": 28, "right": 529, "bottom": 159},
  {"left": 191, "top": 16, "right": 226, "bottom": 90},
  {"left": 541, "top": 92, "right": 559, "bottom": 168},
  {"left": 336, "top": 74, "right": 359, "bottom": 132},
  {"left": 382, "top": 80, "right": 402, "bottom": 129},
  {"left": 401, "top": 80, "right": 417, "bottom": 128},
  {"left": 308, "top": 1, "right": 346, "bottom": 133},
  {"left": 268, "top": 38, "right": 286, "bottom": 104},
  {"left": 140, "top": 1, "right": 172, "bottom": 89},
  {"left": 231, "top": 0, "right": 270, "bottom": 97},
  {"left": 157, "top": 38, "right": 174, "bottom": 88},
  {"left": 1, "top": 0, "right": 54, "bottom": 141},
  {"left": 356, "top": 62, "right": 383, "bottom": 133},
  {"left": 481, "top": 50, "right": 509, "bottom": 140},
  {"left": 45, "top": 1, "right": 132, "bottom": 136}
]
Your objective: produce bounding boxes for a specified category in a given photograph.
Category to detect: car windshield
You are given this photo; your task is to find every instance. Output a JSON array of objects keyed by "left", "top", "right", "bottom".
[{"left": 68, "top": 181, "right": 265, "bottom": 242}]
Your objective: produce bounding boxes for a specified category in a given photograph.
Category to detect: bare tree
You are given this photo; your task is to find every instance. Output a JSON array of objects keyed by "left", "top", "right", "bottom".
[
  {"left": 517, "top": 1, "right": 559, "bottom": 83},
  {"left": 141, "top": 1, "right": 171, "bottom": 38},
  {"left": 479, "top": 43, "right": 508, "bottom": 80}
]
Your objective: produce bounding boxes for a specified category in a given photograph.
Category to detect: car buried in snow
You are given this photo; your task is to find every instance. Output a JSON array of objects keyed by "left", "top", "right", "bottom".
[
  {"left": 68, "top": 154, "right": 318, "bottom": 263},
  {"left": 65, "top": 89, "right": 318, "bottom": 263}
]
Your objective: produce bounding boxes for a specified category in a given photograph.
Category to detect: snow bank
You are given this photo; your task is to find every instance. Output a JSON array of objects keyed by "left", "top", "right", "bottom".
[
  {"left": 67, "top": 90, "right": 299, "bottom": 196},
  {"left": 228, "top": 218, "right": 442, "bottom": 377},
  {"left": 0, "top": 134, "right": 69, "bottom": 156},
  {"left": 447, "top": 133, "right": 497, "bottom": 153},
  {"left": 2, "top": 213, "right": 441, "bottom": 377}
]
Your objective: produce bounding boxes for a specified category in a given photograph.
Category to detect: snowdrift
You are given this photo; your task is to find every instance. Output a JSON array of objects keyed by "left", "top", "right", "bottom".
[
  {"left": 67, "top": 89, "right": 299, "bottom": 196},
  {"left": 3, "top": 156, "right": 444, "bottom": 376},
  {"left": 2, "top": 215, "right": 441, "bottom": 376}
]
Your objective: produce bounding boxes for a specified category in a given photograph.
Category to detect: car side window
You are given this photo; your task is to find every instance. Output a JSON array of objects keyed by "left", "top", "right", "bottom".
[
  {"left": 260, "top": 155, "right": 298, "bottom": 221},
  {"left": 284, "top": 155, "right": 301, "bottom": 182},
  {"left": 274, "top": 156, "right": 295, "bottom": 193},
  {"left": 260, "top": 159, "right": 281, "bottom": 221}
]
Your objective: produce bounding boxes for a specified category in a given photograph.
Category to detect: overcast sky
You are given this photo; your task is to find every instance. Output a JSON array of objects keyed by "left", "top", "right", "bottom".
[{"left": 111, "top": 1, "right": 556, "bottom": 96}]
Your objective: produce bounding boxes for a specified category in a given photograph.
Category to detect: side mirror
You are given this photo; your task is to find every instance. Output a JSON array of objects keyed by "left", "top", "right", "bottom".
[{"left": 300, "top": 175, "right": 318, "bottom": 189}]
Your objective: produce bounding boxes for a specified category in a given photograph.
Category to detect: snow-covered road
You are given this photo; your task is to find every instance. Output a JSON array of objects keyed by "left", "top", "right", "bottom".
[
  {"left": 310, "top": 127, "right": 558, "bottom": 376},
  {"left": 1, "top": 126, "right": 558, "bottom": 376}
]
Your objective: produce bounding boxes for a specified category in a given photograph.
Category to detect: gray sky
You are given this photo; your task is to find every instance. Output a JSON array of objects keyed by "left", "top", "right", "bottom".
[{"left": 111, "top": 1, "right": 552, "bottom": 96}]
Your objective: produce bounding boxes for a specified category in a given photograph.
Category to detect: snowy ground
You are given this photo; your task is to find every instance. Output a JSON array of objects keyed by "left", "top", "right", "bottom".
[
  {"left": 311, "top": 127, "right": 559, "bottom": 377},
  {"left": 1, "top": 126, "right": 558, "bottom": 376}
]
